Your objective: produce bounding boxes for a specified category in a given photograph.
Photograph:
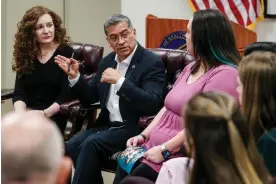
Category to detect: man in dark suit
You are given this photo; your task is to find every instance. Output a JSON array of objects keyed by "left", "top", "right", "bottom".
[{"left": 55, "top": 14, "right": 165, "bottom": 184}]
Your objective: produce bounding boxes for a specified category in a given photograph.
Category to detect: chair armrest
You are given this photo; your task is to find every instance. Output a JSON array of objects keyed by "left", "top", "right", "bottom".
[
  {"left": 138, "top": 116, "right": 155, "bottom": 129},
  {"left": 79, "top": 102, "right": 101, "bottom": 117},
  {"left": 1, "top": 90, "right": 14, "bottom": 101},
  {"left": 67, "top": 101, "right": 101, "bottom": 117},
  {"left": 59, "top": 100, "right": 80, "bottom": 115},
  {"left": 63, "top": 101, "right": 100, "bottom": 140}
]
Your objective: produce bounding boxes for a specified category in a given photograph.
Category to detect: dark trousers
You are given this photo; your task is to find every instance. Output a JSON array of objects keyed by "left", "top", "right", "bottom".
[
  {"left": 113, "top": 162, "right": 158, "bottom": 184},
  {"left": 66, "top": 122, "right": 136, "bottom": 184}
]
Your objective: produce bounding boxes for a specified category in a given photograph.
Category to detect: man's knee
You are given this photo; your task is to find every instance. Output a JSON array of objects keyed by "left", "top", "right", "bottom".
[
  {"left": 80, "top": 134, "right": 101, "bottom": 151},
  {"left": 65, "top": 132, "right": 86, "bottom": 159}
]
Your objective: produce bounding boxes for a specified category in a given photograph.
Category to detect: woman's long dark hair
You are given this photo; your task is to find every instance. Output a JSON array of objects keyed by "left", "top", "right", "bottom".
[{"left": 190, "top": 9, "right": 241, "bottom": 74}]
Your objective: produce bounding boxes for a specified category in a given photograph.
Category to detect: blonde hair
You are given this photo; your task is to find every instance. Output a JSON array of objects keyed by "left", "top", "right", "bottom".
[{"left": 184, "top": 91, "right": 269, "bottom": 184}]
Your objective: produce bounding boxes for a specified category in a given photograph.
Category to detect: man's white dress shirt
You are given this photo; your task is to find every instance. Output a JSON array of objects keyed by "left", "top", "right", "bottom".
[{"left": 69, "top": 44, "right": 138, "bottom": 122}]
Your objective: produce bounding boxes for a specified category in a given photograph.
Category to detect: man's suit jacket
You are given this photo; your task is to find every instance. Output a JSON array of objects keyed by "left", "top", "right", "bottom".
[{"left": 71, "top": 43, "right": 165, "bottom": 134}]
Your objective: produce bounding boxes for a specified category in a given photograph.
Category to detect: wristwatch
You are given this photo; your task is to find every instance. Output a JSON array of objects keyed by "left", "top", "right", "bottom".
[
  {"left": 160, "top": 143, "right": 171, "bottom": 160},
  {"left": 140, "top": 133, "right": 147, "bottom": 141}
]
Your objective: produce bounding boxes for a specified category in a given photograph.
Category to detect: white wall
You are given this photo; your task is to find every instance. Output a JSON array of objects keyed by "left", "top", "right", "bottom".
[
  {"left": 121, "top": 0, "right": 193, "bottom": 46},
  {"left": 1, "top": 0, "right": 8, "bottom": 88},
  {"left": 255, "top": 19, "right": 276, "bottom": 41},
  {"left": 121, "top": 0, "right": 276, "bottom": 46},
  {"left": 65, "top": 0, "right": 121, "bottom": 55}
]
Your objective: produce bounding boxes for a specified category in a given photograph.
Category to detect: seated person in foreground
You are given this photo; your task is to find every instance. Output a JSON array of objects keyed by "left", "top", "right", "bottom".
[
  {"left": 155, "top": 92, "right": 270, "bottom": 184},
  {"left": 238, "top": 50, "right": 276, "bottom": 177},
  {"left": 1, "top": 111, "right": 72, "bottom": 184},
  {"left": 55, "top": 14, "right": 165, "bottom": 184},
  {"left": 114, "top": 9, "right": 241, "bottom": 184}
]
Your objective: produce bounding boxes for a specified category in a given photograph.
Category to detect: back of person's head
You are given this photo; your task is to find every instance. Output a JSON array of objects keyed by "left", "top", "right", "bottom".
[
  {"left": 244, "top": 42, "right": 276, "bottom": 56},
  {"left": 184, "top": 91, "right": 269, "bottom": 184},
  {"left": 191, "top": 9, "right": 241, "bottom": 73},
  {"left": 1, "top": 111, "right": 72, "bottom": 184},
  {"left": 238, "top": 51, "right": 276, "bottom": 139}
]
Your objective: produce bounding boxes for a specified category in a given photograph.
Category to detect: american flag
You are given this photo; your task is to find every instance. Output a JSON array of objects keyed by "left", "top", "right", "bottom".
[{"left": 188, "top": 0, "right": 264, "bottom": 29}]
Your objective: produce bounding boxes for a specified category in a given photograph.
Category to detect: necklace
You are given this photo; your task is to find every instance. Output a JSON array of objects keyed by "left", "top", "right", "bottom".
[
  {"left": 39, "top": 51, "right": 50, "bottom": 59},
  {"left": 38, "top": 44, "right": 58, "bottom": 59}
]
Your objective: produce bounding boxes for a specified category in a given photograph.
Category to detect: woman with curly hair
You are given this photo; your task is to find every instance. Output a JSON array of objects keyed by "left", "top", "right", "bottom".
[{"left": 12, "top": 5, "right": 73, "bottom": 133}]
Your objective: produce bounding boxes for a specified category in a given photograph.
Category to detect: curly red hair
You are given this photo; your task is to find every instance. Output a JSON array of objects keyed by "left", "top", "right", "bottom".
[{"left": 12, "top": 6, "right": 71, "bottom": 74}]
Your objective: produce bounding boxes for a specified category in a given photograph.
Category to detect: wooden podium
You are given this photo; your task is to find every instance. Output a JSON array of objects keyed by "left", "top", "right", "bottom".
[{"left": 145, "top": 14, "right": 257, "bottom": 55}]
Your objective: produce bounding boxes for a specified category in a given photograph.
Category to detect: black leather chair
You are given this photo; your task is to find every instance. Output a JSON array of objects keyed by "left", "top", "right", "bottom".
[{"left": 59, "top": 42, "right": 104, "bottom": 140}]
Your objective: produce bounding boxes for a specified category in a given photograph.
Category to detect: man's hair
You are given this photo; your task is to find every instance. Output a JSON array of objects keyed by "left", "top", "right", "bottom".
[
  {"left": 103, "top": 14, "right": 133, "bottom": 35},
  {"left": 1, "top": 112, "right": 64, "bottom": 183},
  {"left": 244, "top": 42, "right": 276, "bottom": 56}
]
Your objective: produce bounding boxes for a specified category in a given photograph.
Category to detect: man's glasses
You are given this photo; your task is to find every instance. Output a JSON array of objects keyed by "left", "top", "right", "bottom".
[{"left": 108, "top": 30, "right": 133, "bottom": 44}]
